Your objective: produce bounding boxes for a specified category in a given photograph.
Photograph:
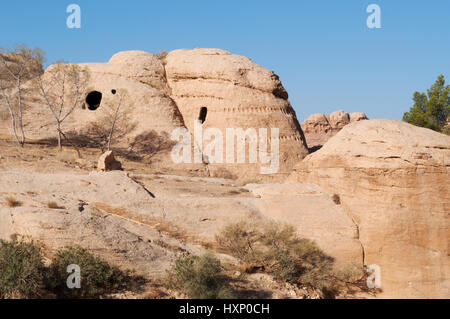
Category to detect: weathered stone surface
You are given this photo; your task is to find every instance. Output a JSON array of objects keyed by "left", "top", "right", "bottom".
[
  {"left": 97, "top": 151, "right": 121, "bottom": 171},
  {"left": 246, "top": 182, "right": 363, "bottom": 271},
  {"left": 0, "top": 167, "right": 363, "bottom": 280},
  {"left": 329, "top": 110, "right": 350, "bottom": 129},
  {"left": 289, "top": 119, "right": 450, "bottom": 298},
  {"left": 301, "top": 110, "right": 368, "bottom": 148},
  {"left": 165, "top": 48, "right": 309, "bottom": 179},
  {"left": 350, "top": 112, "right": 368, "bottom": 123},
  {"left": 0, "top": 49, "right": 311, "bottom": 179}
]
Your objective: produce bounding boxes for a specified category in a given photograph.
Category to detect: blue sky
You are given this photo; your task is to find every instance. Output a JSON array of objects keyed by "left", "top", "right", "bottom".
[{"left": 1, "top": 0, "right": 449, "bottom": 121}]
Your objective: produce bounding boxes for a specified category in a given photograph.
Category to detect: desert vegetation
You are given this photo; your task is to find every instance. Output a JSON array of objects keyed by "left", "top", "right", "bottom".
[
  {"left": 168, "top": 252, "right": 235, "bottom": 299},
  {"left": 0, "top": 239, "right": 139, "bottom": 299},
  {"left": 46, "top": 246, "right": 136, "bottom": 298},
  {"left": 34, "top": 63, "right": 90, "bottom": 150},
  {"left": 0, "top": 44, "right": 446, "bottom": 299},
  {"left": 0, "top": 44, "right": 44, "bottom": 147},
  {"left": 215, "top": 221, "right": 356, "bottom": 298},
  {"left": 84, "top": 89, "right": 135, "bottom": 152},
  {"left": 0, "top": 239, "right": 45, "bottom": 298},
  {"left": 403, "top": 74, "right": 450, "bottom": 135}
]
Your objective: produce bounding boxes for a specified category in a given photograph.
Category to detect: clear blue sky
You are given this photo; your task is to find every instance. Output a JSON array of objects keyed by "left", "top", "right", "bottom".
[{"left": 1, "top": 0, "right": 449, "bottom": 121}]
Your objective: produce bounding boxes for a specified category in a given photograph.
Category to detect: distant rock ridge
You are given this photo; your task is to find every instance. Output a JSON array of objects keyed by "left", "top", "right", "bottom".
[{"left": 301, "top": 110, "right": 368, "bottom": 149}]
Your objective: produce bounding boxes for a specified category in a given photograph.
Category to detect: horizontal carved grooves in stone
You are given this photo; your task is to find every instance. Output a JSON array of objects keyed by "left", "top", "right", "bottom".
[{"left": 179, "top": 104, "right": 294, "bottom": 115}]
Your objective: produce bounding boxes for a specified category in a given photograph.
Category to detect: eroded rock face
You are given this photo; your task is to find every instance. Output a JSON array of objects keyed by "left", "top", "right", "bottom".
[
  {"left": 289, "top": 119, "right": 450, "bottom": 298},
  {"left": 329, "top": 110, "right": 350, "bottom": 129},
  {"left": 0, "top": 49, "right": 310, "bottom": 179},
  {"left": 245, "top": 183, "right": 364, "bottom": 271},
  {"left": 0, "top": 169, "right": 364, "bottom": 281},
  {"left": 301, "top": 110, "right": 368, "bottom": 148},
  {"left": 107, "top": 51, "right": 169, "bottom": 92},
  {"left": 164, "top": 48, "right": 309, "bottom": 179},
  {"left": 349, "top": 112, "right": 367, "bottom": 123}
]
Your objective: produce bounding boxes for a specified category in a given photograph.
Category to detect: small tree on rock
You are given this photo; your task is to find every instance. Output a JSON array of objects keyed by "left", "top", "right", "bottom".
[
  {"left": 87, "top": 89, "right": 134, "bottom": 152},
  {"left": 35, "top": 63, "right": 90, "bottom": 150},
  {"left": 403, "top": 74, "right": 450, "bottom": 134},
  {"left": 0, "top": 44, "right": 44, "bottom": 146}
]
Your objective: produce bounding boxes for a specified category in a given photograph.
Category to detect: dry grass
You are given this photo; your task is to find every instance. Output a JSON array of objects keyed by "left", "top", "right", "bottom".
[
  {"left": 5, "top": 197, "right": 22, "bottom": 208},
  {"left": 93, "top": 202, "right": 203, "bottom": 247},
  {"left": 47, "top": 201, "right": 65, "bottom": 210}
]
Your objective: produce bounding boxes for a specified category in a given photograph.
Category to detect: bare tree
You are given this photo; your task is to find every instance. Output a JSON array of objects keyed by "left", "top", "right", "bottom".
[
  {"left": 0, "top": 44, "right": 44, "bottom": 146},
  {"left": 87, "top": 89, "right": 134, "bottom": 151},
  {"left": 35, "top": 63, "right": 90, "bottom": 150}
]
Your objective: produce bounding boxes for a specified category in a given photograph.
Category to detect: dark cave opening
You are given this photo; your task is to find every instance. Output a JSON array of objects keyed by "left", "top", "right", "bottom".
[
  {"left": 198, "top": 107, "right": 208, "bottom": 124},
  {"left": 85, "top": 91, "right": 102, "bottom": 110}
]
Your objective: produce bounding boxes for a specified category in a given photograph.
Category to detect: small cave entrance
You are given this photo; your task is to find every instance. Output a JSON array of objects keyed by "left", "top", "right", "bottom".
[
  {"left": 198, "top": 107, "right": 208, "bottom": 124},
  {"left": 85, "top": 91, "right": 102, "bottom": 110}
]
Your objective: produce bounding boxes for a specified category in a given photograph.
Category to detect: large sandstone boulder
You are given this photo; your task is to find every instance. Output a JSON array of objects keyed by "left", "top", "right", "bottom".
[
  {"left": 301, "top": 110, "right": 367, "bottom": 148},
  {"left": 329, "top": 110, "right": 350, "bottom": 129},
  {"left": 289, "top": 119, "right": 450, "bottom": 298},
  {"left": 165, "top": 48, "right": 309, "bottom": 179},
  {"left": 107, "top": 51, "right": 169, "bottom": 92},
  {"left": 246, "top": 183, "right": 364, "bottom": 271},
  {"left": 349, "top": 112, "right": 368, "bottom": 123},
  {"left": 0, "top": 49, "right": 311, "bottom": 179}
]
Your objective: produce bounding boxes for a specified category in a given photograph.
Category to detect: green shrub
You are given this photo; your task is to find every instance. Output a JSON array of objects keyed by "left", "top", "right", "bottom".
[
  {"left": 217, "top": 221, "right": 336, "bottom": 295},
  {"left": 0, "top": 240, "right": 45, "bottom": 299},
  {"left": 271, "top": 249, "right": 299, "bottom": 283},
  {"left": 261, "top": 223, "right": 335, "bottom": 290},
  {"left": 171, "top": 252, "right": 234, "bottom": 299},
  {"left": 403, "top": 74, "right": 449, "bottom": 133},
  {"left": 215, "top": 222, "right": 261, "bottom": 263},
  {"left": 46, "top": 246, "right": 132, "bottom": 298}
]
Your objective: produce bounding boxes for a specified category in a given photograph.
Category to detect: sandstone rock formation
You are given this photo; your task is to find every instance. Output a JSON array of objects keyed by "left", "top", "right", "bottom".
[
  {"left": 0, "top": 49, "right": 310, "bottom": 179},
  {"left": 245, "top": 183, "right": 363, "bottom": 271},
  {"left": 301, "top": 110, "right": 368, "bottom": 148},
  {"left": 0, "top": 168, "right": 360, "bottom": 280},
  {"left": 289, "top": 119, "right": 450, "bottom": 298},
  {"left": 349, "top": 112, "right": 367, "bottom": 123},
  {"left": 164, "top": 48, "right": 309, "bottom": 178},
  {"left": 97, "top": 151, "right": 122, "bottom": 171}
]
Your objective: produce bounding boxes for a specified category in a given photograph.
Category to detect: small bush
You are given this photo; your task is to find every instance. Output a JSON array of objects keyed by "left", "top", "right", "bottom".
[
  {"left": 46, "top": 246, "right": 133, "bottom": 298},
  {"left": 260, "top": 223, "right": 335, "bottom": 290},
  {"left": 154, "top": 50, "right": 168, "bottom": 61},
  {"left": 0, "top": 240, "right": 45, "bottom": 299},
  {"left": 217, "top": 221, "right": 336, "bottom": 295},
  {"left": 215, "top": 222, "right": 261, "bottom": 263},
  {"left": 271, "top": 250, "right": 299, "bottom": 283},
  {"left": 5, "top": 197, "right": 21, "bottom": 208},
  {"left": 442, "top": 125, "right": 450, "bottom": 136},
  {"left": 170, "top": 252, "right": 234, "bottom": 299}
]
